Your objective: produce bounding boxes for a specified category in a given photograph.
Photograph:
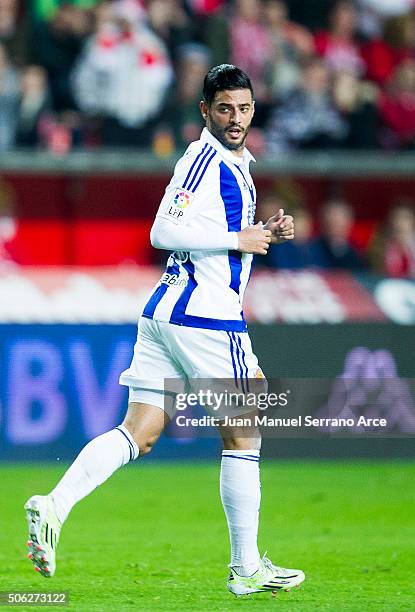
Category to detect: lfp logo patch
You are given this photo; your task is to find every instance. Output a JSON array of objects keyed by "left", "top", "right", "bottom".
[
  {"left": 167, "top": 189, "right": 193, "bottom": 222},
  {"left": 173, "top": 190, "right": 192, "bottom": 209}
]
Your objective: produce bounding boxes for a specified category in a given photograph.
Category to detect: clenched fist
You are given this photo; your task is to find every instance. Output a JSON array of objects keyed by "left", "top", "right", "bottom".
[
  {"left": 264, "top": 208, "right": 295, "bottom": 244},
  {"left": 237, "top": 222, "right": 272, "bottom": 255}
]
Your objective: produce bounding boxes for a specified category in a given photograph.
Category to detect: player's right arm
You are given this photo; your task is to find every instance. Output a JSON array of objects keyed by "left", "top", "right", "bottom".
[
  {"left": 150, "top": 147, "right": 271, "bottom": 255},
  {"left": 151, "top": 218, "right": 271, "bottom": 254}
]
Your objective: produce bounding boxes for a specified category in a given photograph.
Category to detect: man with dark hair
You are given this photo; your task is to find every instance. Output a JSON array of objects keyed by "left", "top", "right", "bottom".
[
  {"left": 25, "top": 64, "right": 305, "bottom": 598},
  {"left": 202, "top": 63, "right": 254, "bottom": 107}
]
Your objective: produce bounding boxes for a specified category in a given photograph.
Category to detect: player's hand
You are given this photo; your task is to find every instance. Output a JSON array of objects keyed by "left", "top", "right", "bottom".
[
  {"left": 237, "top": 222, "right": 272, "bottom": 255},
  {"left": 264, "top": 208, "right": 295, "bottom": 244}
]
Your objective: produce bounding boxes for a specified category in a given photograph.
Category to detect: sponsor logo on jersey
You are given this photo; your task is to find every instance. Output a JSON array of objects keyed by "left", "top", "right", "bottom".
[{"left": 160, "top": 272, "right": 187, "bottom": 287}]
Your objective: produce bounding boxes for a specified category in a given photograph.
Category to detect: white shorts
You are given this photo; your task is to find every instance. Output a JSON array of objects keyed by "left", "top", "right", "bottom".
[{"left": 119, "top": 317, "right": 265, "bottom": 418}]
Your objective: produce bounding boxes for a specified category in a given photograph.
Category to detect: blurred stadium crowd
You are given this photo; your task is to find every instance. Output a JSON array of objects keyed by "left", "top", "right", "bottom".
[
  {"left": 3, "top": 0, "right": 415, "bottom": 153},
  {"left": 0, "top": 0, "right": 415, "bottom": 277},
  {"left": 255, "top": 195, "right": 415, "bottom": 277}
]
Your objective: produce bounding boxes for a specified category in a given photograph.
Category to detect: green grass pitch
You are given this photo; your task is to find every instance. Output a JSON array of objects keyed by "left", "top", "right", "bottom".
[{"left": 0, "top": 461, "right": 414, "bottom": 611}]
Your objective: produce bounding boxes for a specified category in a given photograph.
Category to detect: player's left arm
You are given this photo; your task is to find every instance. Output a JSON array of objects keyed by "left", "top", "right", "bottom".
[{"left": 263, "top": 208, "right": 295, "bottom": 244}]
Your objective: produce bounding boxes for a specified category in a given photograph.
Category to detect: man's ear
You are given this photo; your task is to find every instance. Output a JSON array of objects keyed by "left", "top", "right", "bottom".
[
  {"left": 252, "top": 100, "right": 255, "bottom": 118},
  {"left": 200, "top": 100, "right": 208, "bottom": 120}
]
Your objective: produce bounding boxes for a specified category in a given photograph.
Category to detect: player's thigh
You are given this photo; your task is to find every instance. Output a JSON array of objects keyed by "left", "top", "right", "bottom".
[
  {"left": 160, "top": 324, "right": 266, "bottom": 422},
  {"left": 120, "top": 317, "right": 186, "bottom": 420}
]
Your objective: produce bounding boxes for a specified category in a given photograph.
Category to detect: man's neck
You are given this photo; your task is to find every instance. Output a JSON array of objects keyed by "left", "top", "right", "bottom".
[{"left": 231, "top": 148, "right": 244, "bottom": 159}]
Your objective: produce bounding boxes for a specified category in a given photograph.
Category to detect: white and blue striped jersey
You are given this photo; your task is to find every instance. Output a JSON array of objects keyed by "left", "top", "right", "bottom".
[{"left": 142, "top": 128, "right": 257, "bottom": 332}]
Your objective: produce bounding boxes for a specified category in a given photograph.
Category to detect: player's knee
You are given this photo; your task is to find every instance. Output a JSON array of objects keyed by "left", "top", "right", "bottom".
[
  {"left": 125, "top": 428, "right": 158, "bottom": 456},
  {"left": 136, "top": 434, "right": 158, "bottom": 456},
  {"left": 223, "top": 433, "right": 262, "bottom": 451},
  {"left": 122, "top": 401, "right": 168, "bottom": 457}
]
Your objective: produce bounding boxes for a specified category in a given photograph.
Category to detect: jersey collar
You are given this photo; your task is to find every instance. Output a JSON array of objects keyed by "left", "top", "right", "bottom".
[{"left": 200, "top": 127, "right": 256, "bottom": 167}]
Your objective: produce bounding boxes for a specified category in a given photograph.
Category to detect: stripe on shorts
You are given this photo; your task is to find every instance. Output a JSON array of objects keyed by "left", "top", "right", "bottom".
[
  {"left": 227, "top": 331, "right": 247, "bottom": 393},
  {"left": 232, "top": 332, "right": 246, "bottom": 394},
  {"left": 227, "top": 331, "right": 239, "bottom": 388},
  {"left": 236, "top": 333, "right": 249, "bottom": 393}
]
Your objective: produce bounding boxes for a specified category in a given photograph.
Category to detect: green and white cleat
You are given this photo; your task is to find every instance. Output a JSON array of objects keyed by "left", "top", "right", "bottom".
[
  {"left": 227, "top": 554, "right": 305, "bottom": 597},
  {"left": 24, "top": 495, "right": 61, "bottom": 578}
]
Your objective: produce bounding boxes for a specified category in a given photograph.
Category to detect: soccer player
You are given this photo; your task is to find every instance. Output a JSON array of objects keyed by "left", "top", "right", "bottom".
[{"left": 25, "top": 64, "right": 305, "bottom": 597}]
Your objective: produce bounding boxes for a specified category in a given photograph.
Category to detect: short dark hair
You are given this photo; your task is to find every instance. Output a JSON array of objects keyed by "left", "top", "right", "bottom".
[{"left": 203, "top": 64, "right": 254, "bottom": 106}]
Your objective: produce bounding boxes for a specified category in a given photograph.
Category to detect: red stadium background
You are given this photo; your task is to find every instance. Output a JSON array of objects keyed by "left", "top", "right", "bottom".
[{"left": 3, "top": 173, "right": 415, "bottom": 265}]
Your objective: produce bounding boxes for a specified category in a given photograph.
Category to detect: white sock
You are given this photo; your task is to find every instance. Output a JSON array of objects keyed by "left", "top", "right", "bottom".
[
  {"left": 50, "top": 425, "right": 139, "bottom": 523},
  {"left": 220, "top": 449, "right": 261, "bottom": 577}
]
